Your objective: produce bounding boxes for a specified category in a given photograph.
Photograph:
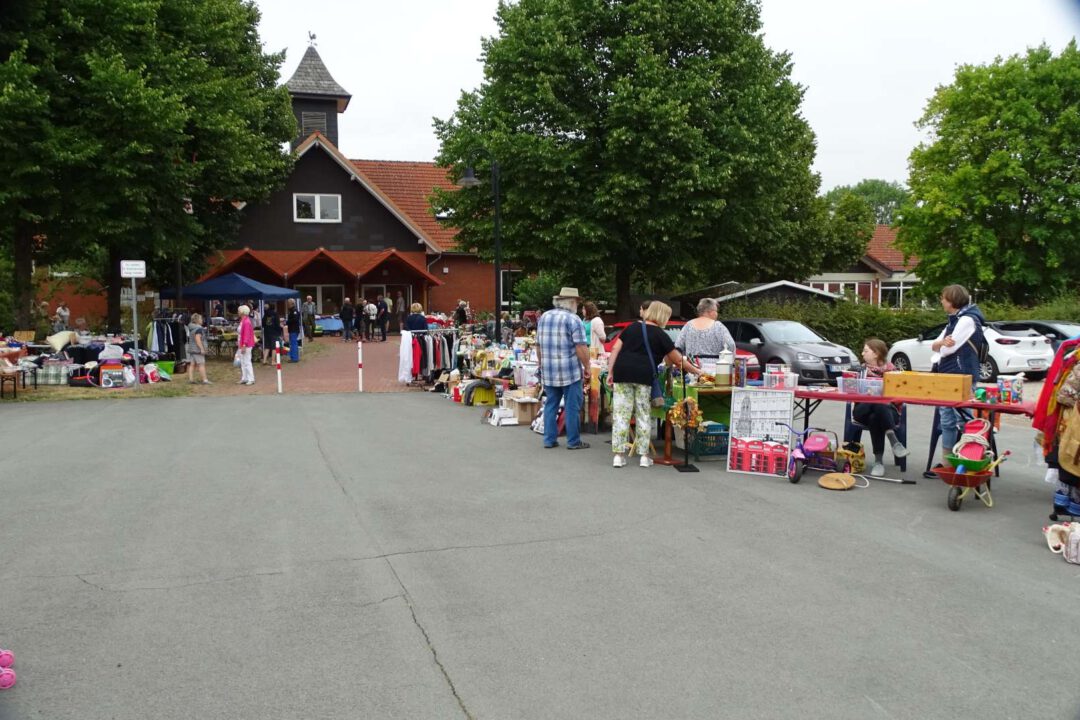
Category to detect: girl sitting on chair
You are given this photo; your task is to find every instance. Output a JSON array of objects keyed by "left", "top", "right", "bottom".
[{"left": 853, "top": 338, "right": 909, "bottom": 477}]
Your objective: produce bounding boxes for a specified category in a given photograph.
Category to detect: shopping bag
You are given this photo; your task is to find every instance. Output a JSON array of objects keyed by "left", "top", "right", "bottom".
[{"left": 233, "top": 350, "right": 242, "bottom": 368}]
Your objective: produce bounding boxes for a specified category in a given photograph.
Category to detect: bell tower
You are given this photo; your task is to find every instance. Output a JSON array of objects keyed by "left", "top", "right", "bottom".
[{"left": 284, "top": 36, "right": 351, "bottom": 149}]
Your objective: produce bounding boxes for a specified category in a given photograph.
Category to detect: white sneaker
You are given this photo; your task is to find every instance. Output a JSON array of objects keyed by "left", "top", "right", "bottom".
[
  {"left": 871, "top": 462, "right": 885, "bottom": 477},
  {"left": 613, "top": 454, "right": 627, "bottom": 468},
  {"left": 639, "top": 455, "right": 654, "bottom": 468}
]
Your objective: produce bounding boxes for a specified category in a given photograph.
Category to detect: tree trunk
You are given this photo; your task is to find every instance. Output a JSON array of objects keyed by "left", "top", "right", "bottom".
[
  {"left": 615, "top": 260, "right": 632, "bottom": 320},
  {"left": 13, "top": 223, "right": 34, "bottom": 330},
  {"left": 107, "top": 246, "right": 122, "bottom": 333}
]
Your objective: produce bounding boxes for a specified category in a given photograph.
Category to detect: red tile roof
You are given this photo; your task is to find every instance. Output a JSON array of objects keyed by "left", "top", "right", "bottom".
[
  {"left": 351, "top": 160, "right": 460, "bottom": 253},
  {"left": 208, "top": 248, "right": 442, "bottom": 285},
  {"left": 865, "top": 225, "right": 918, "bottom": 272}
]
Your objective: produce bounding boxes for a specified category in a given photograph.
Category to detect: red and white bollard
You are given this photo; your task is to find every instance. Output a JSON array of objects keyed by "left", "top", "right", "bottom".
[
  {"left": 357, "top": 340, "right": 364, "bottom": 393},
  {"left": 275, "top": 341, "right": 282, "bottom": 394}
]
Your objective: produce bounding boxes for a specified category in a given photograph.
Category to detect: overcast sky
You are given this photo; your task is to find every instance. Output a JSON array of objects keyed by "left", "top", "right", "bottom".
[{"left": 253, "top": 0, "right": 1079, "bottom": 192}]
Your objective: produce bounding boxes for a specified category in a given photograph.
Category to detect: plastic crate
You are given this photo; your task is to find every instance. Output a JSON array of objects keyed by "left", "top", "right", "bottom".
[{"left": 691, "top": 426, "right": 729, "bottom": 457}]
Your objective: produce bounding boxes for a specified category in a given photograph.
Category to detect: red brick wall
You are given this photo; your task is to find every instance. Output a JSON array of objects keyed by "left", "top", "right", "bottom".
[
  {"left": 38, "top": 277, "right": 109, "bottom": 328},
  {"left": 427, "top": 255, "right": 497, "bottom": 315}
]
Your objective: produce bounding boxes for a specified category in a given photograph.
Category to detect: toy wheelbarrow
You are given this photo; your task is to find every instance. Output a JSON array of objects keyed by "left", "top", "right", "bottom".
[{"left": 930, "top": 451, "right": 1010, "bottom": 511}]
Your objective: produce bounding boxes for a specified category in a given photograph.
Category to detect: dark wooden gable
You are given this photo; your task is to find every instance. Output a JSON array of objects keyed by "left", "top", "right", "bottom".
[{"left": 233, "top": 146, "right": 420, "bottom": 253}]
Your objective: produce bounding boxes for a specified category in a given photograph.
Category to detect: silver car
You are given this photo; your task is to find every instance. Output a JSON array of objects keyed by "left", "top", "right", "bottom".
[{"left": 722, "top": 319, "right": 858, "bottom": 384}]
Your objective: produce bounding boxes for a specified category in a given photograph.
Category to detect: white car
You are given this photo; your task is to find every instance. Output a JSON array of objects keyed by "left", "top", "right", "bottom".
[{"left": 887, "top": 322, "right": 1053, "bottom": 382}]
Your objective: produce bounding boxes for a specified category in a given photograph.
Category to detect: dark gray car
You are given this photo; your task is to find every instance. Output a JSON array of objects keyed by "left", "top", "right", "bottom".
[{"left": 722, "top": 318, "right": 858, "bottom": 384}]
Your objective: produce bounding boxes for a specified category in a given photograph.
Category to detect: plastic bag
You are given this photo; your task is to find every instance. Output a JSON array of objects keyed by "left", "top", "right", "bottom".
[{"left": 233, "top": 351, "right": 242, "bottom": 368}]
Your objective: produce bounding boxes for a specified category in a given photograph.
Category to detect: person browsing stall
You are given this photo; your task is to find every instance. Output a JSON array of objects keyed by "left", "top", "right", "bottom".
[
  {"left": 186, "top": 313, "right": 211, "bottom": 384},
  {"left": 285, "top": 299, "right": 301, "bottom": 363},
  {"left": 236, "top": 305, "right": 256, "bottom": 385},
  {"left": 536, "top": 287, "right": 591, "bottom": 450},
  {"left": 340, "top": 298, "right": 355, "bottom": 342},
  {"left": 852, "top": 338, "right": 908, "bottom": 477},
  {"left": 606, "top": 301, "right": 697, "bottom": 468},
  {"left": 583, "top": 301, "right": 606, "bottom": 354},
  {"left": 404, "top": 303, "right": 428, "bottom": 331},
  {"left": 675, "top": 297, "right": 735, "bottom": 359},
  {"left": 261, "top": 303, "right": 281, "bottom": 365},
  {"left": 929, "top": 284, "right": 986, "bottom": 463}
]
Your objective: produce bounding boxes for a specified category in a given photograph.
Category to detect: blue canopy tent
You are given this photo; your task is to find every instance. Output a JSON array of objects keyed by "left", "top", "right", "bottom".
[
  {"left": 159, "top": 272, "right": 303, "bottom": 360},
  {"left": 159, "top": 272, "right": 299, "bottom": 301}
]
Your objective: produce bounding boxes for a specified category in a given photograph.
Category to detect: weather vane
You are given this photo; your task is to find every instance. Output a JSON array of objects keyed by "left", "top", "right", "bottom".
[{"left": 308, "top": 31, "right": 317, "bottom": 47}]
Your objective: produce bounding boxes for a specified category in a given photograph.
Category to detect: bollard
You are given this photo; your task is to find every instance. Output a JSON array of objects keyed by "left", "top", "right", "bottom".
[
  {"left": 275, "top": 340, "right": 282, "bottom": 394},
  {"left": 357, "top": 340, "right": 364, "bottom": 392}
]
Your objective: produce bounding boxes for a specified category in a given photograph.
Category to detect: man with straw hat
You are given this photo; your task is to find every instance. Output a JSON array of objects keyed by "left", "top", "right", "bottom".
[{"left": 536, "top": 287, "right": 591, "bottom": 450}]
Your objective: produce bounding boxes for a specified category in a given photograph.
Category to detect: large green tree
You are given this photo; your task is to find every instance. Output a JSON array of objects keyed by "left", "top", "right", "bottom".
[
  {"left": 897, "top": 42, "right": 1080, "bottom": 304},
  {"left": 824, "top": 179, "right": 908, "bottom": 225},
  {"left": 433, "top": 0, "right": 845, "bottom": 318},
  {"left": 0, "top": 0, "right": 295, "bottom": 329}
]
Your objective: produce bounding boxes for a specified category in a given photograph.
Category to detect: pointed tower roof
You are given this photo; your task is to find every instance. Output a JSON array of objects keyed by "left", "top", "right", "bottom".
[{"left": 285, "top": 45, "right": 351, "bottom": 112}]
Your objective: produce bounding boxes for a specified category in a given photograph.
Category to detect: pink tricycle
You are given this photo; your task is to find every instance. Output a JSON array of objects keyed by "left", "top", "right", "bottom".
[{"left": 775, "top": 422, "right": 851, "bottom": 484}]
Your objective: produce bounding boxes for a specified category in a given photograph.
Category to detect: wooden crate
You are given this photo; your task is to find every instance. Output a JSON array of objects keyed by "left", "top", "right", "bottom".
[{"left": 883, "top": 371, "right": 971, "bottom": 403}]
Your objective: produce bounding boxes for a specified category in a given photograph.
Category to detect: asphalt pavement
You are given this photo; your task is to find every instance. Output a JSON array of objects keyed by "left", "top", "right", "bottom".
[{"left": 0, "top": 392, "right": 1078, "bottom": 719}]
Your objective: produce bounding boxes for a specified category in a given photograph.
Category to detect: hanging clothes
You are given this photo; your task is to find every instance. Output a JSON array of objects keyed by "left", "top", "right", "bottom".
[{"left": 398, "top": 331, "right": 414, "bottom": 384}]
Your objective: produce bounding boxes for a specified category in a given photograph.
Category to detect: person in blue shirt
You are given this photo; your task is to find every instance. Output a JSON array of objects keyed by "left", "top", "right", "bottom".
[{"left": 536, "top": 287, "right": 591, "bottom": 450}]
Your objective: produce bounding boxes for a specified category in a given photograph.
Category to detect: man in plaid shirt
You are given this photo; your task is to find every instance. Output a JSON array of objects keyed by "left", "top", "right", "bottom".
[{"left": 536, "top": 287, "right": 591, "bottom": 449}]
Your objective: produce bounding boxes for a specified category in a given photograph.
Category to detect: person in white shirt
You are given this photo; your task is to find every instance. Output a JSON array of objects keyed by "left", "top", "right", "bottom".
[{"left": 928, "top": 284, "right": 987, "bottom": 466}]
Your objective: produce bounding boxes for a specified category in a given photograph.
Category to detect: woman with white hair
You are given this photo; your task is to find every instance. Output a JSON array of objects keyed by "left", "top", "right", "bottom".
[
  {"left": 674, "top": 297, "right": 735, "bottom": 359},
  {"left": 236, "top": 304, "right": 256, "bottom": 385}
]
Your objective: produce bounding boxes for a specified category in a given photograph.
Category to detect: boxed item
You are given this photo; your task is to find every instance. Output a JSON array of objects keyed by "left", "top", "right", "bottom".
[
  {"left": 512, "top": 396, "right": 540, "bottom": 424},
  {"left": 884, "top": 371, "right": 971, "bottom": 402},
  {"left": 838, "top": 376, "right": 884, "bottom": 396},
  {"left": 764, "top": 371, "right": 798, "bottom": 389}
]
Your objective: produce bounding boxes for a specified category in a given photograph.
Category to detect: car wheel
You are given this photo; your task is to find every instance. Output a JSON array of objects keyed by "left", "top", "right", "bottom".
[
  {"left": 892, "top": 353, "right": 911, "bottom": 372},
  {"left": 979, "top": 356, "right": 999, "bottom": 383}
]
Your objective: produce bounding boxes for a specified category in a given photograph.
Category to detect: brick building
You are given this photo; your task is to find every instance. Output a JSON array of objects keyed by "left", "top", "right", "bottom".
[{"left": 201, "top": 45, "right": 496, "bottom": 316}]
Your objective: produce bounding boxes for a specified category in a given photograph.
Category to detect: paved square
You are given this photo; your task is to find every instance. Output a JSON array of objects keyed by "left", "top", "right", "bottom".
[{"left": 0, "top": 393, "right": 1077, "bottom": 719}]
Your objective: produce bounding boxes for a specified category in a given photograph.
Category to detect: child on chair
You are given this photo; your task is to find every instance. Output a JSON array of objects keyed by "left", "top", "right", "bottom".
[{"left": 852, "top": 338, "right": 908, "bottom": 477}]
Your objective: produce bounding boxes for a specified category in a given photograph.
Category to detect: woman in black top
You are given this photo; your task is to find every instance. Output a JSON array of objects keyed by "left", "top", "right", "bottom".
[
  {"left": 404, "top": 303, "right": 429, "bottom": 331},
  {"left": 606, "top": 301, "right": 697, "bottom": 469},
  {"left": 261, "top": 304, "right": 281, "bottom": 364},
  {"left": 285, "top": 299, "right": 301, "bottom": 362}
]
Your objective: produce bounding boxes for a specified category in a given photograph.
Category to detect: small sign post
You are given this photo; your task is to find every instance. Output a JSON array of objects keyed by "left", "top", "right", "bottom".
[{"left": 120, "top": 260, "right": 146, "bottom": 390}]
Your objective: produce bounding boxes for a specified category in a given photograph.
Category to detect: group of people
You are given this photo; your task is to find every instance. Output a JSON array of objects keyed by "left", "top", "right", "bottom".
[
  {"left": 535, "top": 283, "right": 986, "bottom": 476},
  {"left": 337, "top": 294, "right": 403, "bottom": 342}
]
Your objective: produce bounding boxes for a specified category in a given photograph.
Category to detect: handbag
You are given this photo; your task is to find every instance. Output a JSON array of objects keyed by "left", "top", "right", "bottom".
[{"left": 640, "top": 321, "right": 666, "bottom": 408}]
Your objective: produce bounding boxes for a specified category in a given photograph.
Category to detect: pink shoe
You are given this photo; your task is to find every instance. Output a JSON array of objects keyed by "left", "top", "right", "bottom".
[
  {"left": 0, "top": 667, "right": 15, "bottom": 689},
  {"left": 0, "top": 649, "right": 12, "bottom": 668}
]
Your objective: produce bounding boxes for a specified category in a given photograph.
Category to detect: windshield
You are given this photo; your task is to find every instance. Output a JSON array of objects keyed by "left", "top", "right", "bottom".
[
  {"left": 761, "top": 321, "right": 824, "bottom": 343},
  {"left": 1053, "top": 323, "right": 1080, "bottom": 338}
]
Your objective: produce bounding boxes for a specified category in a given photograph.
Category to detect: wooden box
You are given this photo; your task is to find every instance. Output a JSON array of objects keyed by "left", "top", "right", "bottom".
[{"left": 883, "top": 371, "right": 971, "bottom": 403}]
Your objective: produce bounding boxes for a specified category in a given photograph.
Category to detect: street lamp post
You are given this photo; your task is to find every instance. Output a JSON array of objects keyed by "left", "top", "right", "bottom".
[{"left": 458, "top": 154, "right": 502, "bottom": 345}]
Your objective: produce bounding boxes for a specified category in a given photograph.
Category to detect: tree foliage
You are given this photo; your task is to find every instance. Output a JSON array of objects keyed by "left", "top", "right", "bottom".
[
  {"left": 824, "top": 179, "right": 908, "bottom": 225},
  {"left": 897, "top": 42, "right": 1080, "bottom": 304},
  {"left": 511, "top": 271, "right": 566, "bottom": 311},
  {"left": 0, "top": 0, "right": 295, "bottom": 328},
  {"left": 433, "top": 0, "right": 851, "bottom": 317},
  {"left": 819, "top": 191, "right": 875, "bottom": 270}
]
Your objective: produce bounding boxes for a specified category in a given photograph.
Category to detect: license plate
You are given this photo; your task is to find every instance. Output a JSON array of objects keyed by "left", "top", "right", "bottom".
[
  {"left": 827, "top": 365, "right": 844, "bottom": 372},
  {"left": 1028, "top": 359, "right": 1047, "bottom": 368}
]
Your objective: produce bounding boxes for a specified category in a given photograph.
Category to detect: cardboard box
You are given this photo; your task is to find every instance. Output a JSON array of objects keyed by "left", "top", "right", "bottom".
[
  {"left": 884, "top": 371, "right": 971, "bottom": 402},
  {"left": 512, "top": 396, "right": 540, "bottom": 424}
]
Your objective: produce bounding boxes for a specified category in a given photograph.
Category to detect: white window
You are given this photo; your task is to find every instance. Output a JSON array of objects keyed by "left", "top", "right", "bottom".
[{"left": 293, "top": 193, "right": 341, "bottom": 223}]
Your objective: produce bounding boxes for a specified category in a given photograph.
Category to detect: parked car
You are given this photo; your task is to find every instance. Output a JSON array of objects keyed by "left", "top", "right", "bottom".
[
  {"left": 721, "top": 318, "right": 858, "bottom": 384},
  {"left": 602, "top": 320, "right": 761, "bottom": 378},
  {"left": 991, "top": 320, "right": 1080, "bottom": 352},
  {"left": 887, "top": 322, "right": 1053, "bottom": 381}
]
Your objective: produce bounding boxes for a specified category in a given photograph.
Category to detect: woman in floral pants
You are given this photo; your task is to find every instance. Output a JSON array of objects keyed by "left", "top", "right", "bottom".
[{"left": 606, "top": 302, "right": 697, "bottom": 468}]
